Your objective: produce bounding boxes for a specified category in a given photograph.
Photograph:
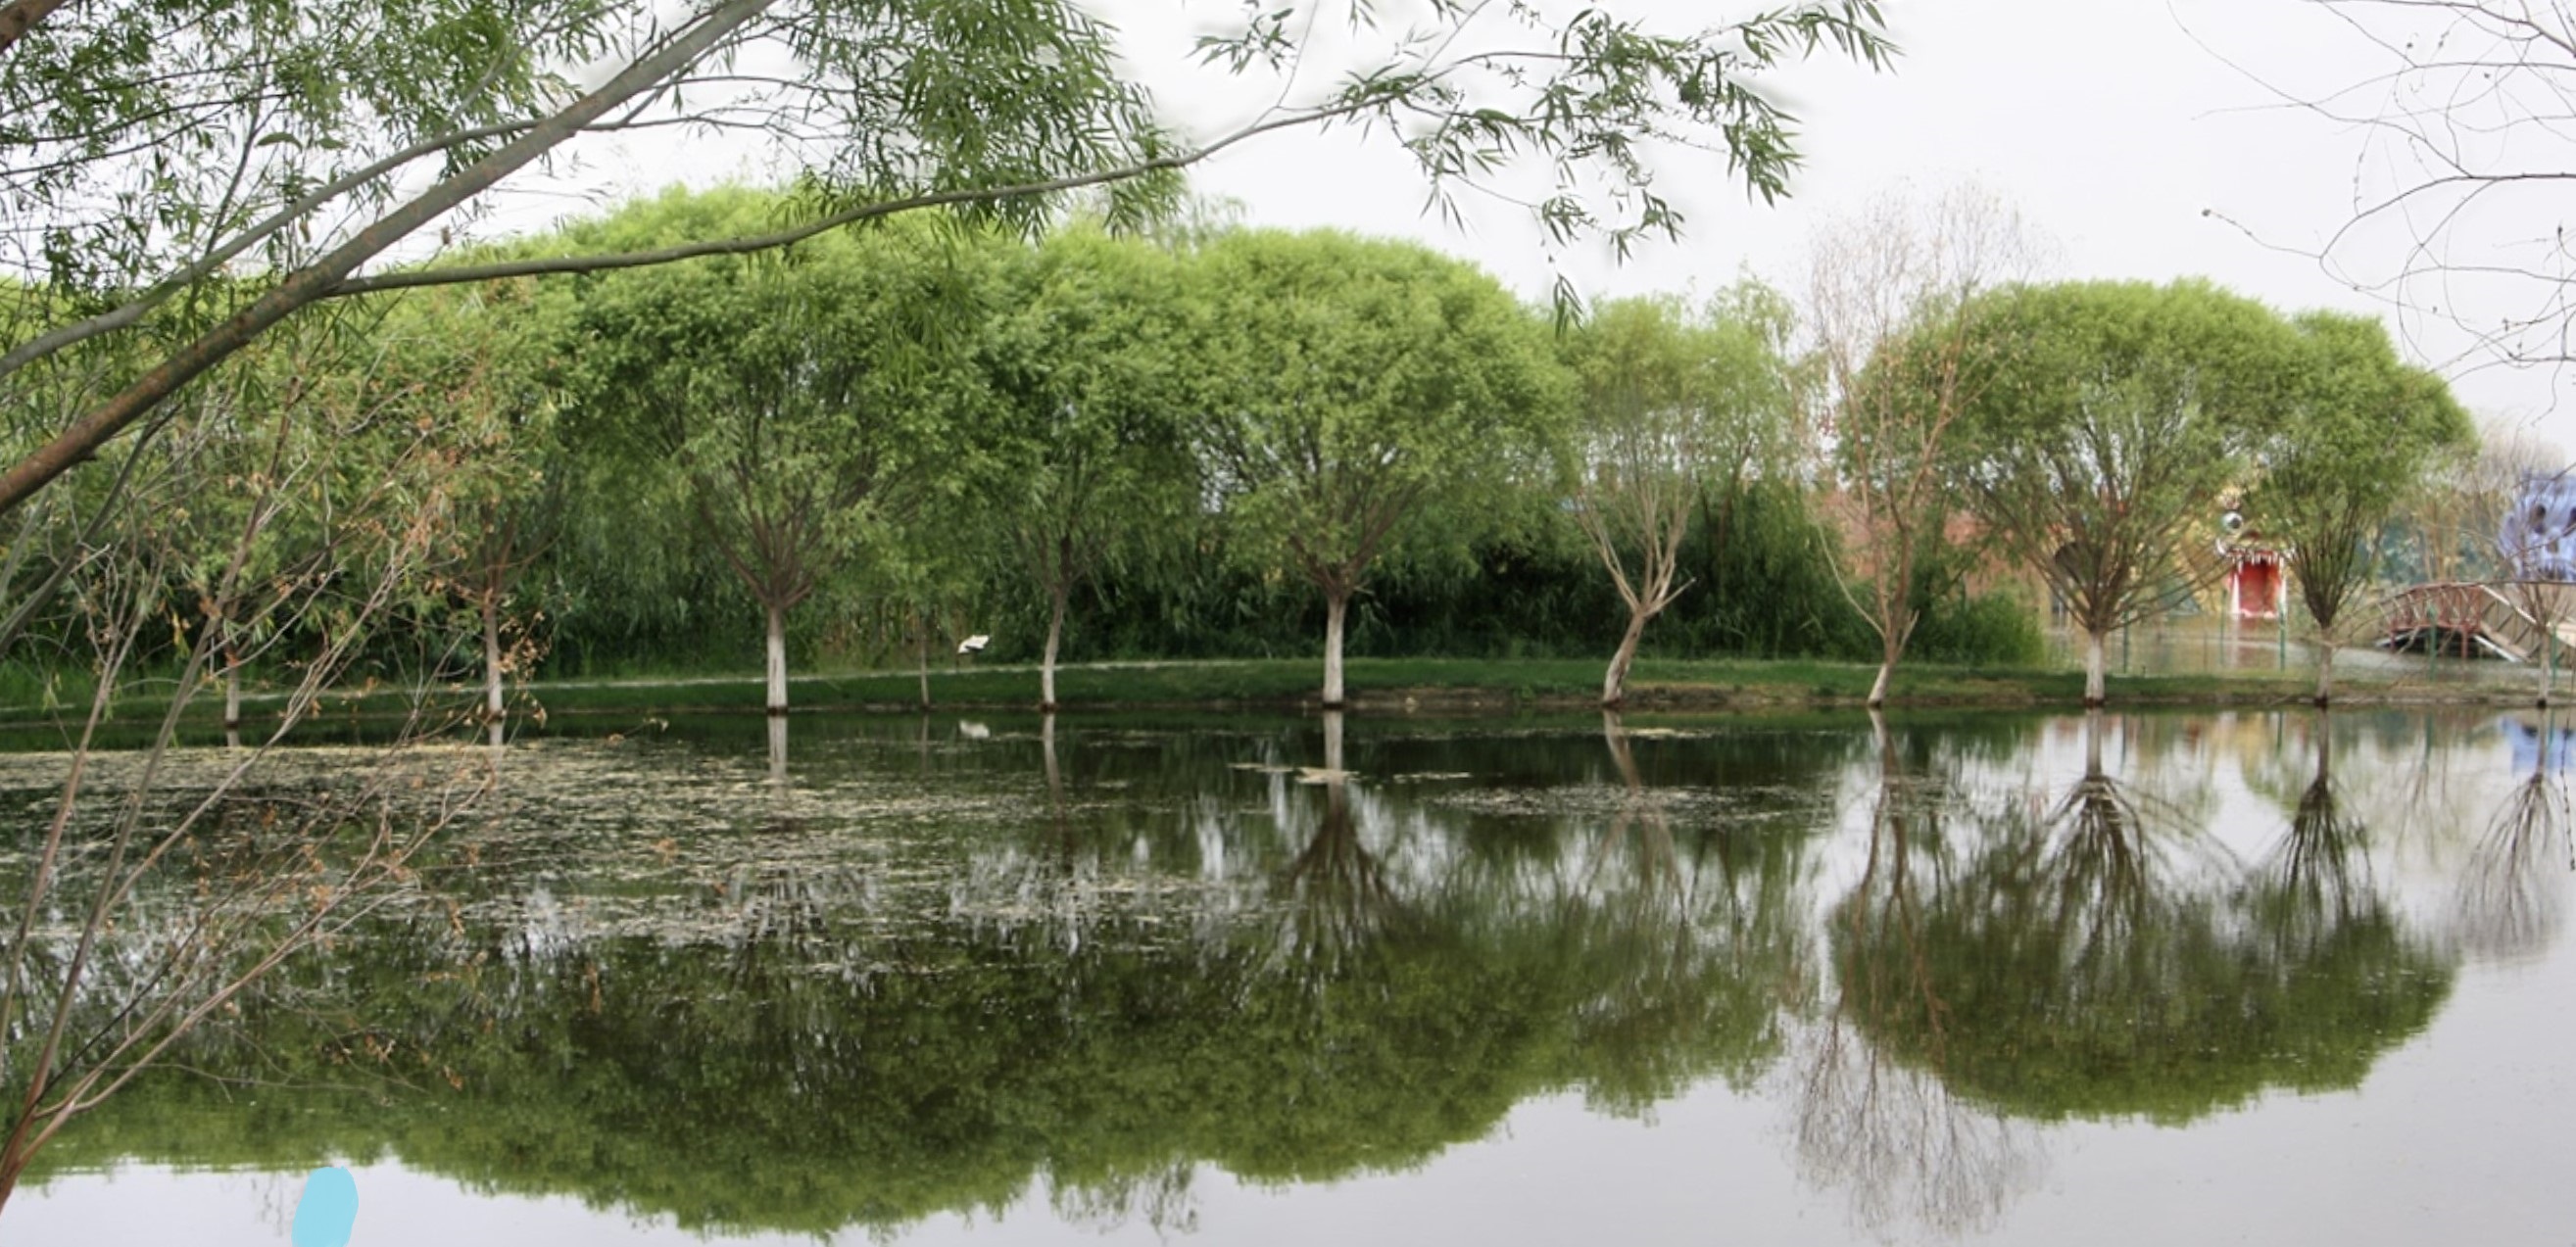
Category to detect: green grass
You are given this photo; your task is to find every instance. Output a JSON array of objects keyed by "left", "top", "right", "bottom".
[{"left": 0, "top": 649, "right": 2499, "bottom": 733}]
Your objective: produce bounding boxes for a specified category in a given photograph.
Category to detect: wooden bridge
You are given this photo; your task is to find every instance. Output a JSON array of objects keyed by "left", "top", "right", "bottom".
[{"left": 2381, "top": 582, "right": 2576, "bottom": 663}]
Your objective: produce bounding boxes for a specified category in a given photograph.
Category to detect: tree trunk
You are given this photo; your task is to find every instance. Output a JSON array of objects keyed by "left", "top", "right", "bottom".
[
  {"left": 482, "top": 593, "right": 505, "bottom": 724},
  {"left": 767, "top": 714, "right": 788, "bottom": 784},
  {"left": 2313, "top": 638, "right": 2336, "bottom": 706},
  {"left": 1322, "top": 587, "right": 1350, "bottom": 708},
  {"left": 916, "top": 613, "right": 932, "bottom": 711},
  {"left": 764, "top": 600, "right": 788, "bottom": 716},
  {"left": 221, "top": 659, "right": 242, "bottom": 734},
  {"left": 2083, "top": 629, "right": 2108, "bottom": 707},
  {"left": 1041, "top": 582, "right": 1066, "bottom": 711},
  {"left": 1867, "top": 607, "right": 1914, "bottom": 710},
  {"left": 1602, "top": 606, "right": 1650, "bottom": 707}
]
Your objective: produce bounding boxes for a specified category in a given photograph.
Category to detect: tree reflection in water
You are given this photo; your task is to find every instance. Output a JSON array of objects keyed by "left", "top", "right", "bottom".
[
  {"left": 2258, "top": 714, "right": 2367, "bottom": 933},
  {"left": 0, "top": 711, "right": 2490, "bottom": 1241},
  {"left": 1797, "top": 710, "right": 2035, "bottom": 1238},
  {"left": 2454, "top": 714, "right": 2575, "bottom": 963},
  {"left": 1272, "top": 710, "right": 1415, "bottom": 970},
  {"left": 1832, "top": 711, "right": 2453, "bottom": 1127}
]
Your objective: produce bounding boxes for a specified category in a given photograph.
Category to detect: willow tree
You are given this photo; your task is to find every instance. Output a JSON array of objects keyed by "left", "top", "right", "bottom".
[
  {"left": 375, "top": 281, "right": 568, "bottom": 731},
  {"left": 1563, "top": 288, "right": 1795, "bottom": 708},
  {"left": 1189, "top": 230, "right": 1562, "bottom": 707},
  {"left": 980, "top": 229, "right": 1196, "bottom": 710},
  {"left": 565, "top": 193, "right": 991, "bottom": 714},
  {"left": 2242, "top": 312, "right": 2471, "bottom": 705},
  {"left": 1947, "top": 281, "right": 2300, "bottom": 706},
  {"left": 0, "top": 0, "right": 1893, "bottom": 521},
  {"left": 1809, "top": 186, "right": 2043, "bottom": 707}
]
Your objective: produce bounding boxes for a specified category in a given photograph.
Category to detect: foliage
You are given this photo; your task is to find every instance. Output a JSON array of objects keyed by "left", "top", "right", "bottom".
[
  {"left": 1185, "top": 228, "right": 1566, "bottom": 700},
  {"left": 0, "top": 0, "right": 1894, "bottom": 517},
  {"left": 1945, "top": 280, "right": 2306, "bottom": 700},
  {"left": 975, "top": 227, "right": 1199, "bottom": 703},
  {"left": 2240, "top": 312, "right": 2473, "bottom": 700},
  {"left": 1561, "top": 286, "right": 1800, "bottom": 703}
]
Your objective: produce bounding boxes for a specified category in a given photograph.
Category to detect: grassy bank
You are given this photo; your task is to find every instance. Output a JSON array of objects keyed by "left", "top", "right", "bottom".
[{"left": 2, "top": 650, "right": 2545, "bottom": 734}]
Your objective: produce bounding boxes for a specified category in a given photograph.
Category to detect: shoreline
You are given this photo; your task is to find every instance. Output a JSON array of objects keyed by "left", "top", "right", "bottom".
[{"left": 0, "top": 653, "right": 2557, "bottom": 735}]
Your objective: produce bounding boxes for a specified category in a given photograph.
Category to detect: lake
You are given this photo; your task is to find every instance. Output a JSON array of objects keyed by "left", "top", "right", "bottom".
[{"left": 4, "top": 707, "right": 2567, "bottom": 1245}]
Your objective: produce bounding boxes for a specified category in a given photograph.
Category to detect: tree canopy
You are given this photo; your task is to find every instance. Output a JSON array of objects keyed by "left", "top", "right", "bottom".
[
  {"left": 1945, "top": 279, "right": 2308, "bottom": 704},
  {"left": 0, "top": 0, "right": 1897, "bottom": 517}
]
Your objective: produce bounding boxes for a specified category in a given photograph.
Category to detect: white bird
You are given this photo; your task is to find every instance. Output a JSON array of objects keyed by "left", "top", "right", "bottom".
[{"left": 956, "top": 634, "right": 991, "bottom": 656}]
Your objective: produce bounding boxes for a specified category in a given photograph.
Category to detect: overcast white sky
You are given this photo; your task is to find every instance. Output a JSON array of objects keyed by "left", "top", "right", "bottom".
[
  {"left": 546, "top": 0, "right": 2576, "bottom": 451},
  {"left": 1163, "top": 0, "right": 2576, "bottom": 448}
]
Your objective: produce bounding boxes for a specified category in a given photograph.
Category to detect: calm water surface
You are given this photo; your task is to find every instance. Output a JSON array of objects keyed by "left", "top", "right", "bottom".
[{"left": 7, "top": 708, "right": 2570, "bottom": 1245}]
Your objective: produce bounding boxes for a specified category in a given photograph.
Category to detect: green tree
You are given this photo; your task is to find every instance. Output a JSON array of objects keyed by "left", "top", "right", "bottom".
[
  {"left": 1947, "top": 280, "right": 2301, "bottom": 705},
  {"left": 0, "top": 0, "right": 1893, "bottom": 519},
  {"left": 1562, "top": 287, "right": 1796, "bottom": 707},
  {"left": 1188, "top": 230, "right": 1563, "bottom": 706},
  {"left": 562, "top": 193, "right": 993, "bottom": 713},
  {"left": 979, "top": 229, "right": 1197, "bottom": 709},
  {"left": 1808, "top": 185, "right": 2042, "bottom": 707},
  {"left": 2242, "top": 312, "right": 2472, "bottom": 705}
]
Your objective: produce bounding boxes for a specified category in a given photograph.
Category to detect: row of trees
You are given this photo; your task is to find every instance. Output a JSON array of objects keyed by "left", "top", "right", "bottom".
[
  {"left": 1823, "top": 205, "right": 2478, "bottom": 707},
  {"left": 457, "top": 187, "right": 2492, "bottom": 712},
  {"left": 12, "top": 186, "right": 2050, "bottom": 721},
  {"left": 1, "top": 185, "right": 2490, "bottom": 719}
]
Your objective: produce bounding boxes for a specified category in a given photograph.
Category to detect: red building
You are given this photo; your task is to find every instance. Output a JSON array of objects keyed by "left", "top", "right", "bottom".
[{"left": 2217, "top": 511, "right": 2287, "bottom": 620}]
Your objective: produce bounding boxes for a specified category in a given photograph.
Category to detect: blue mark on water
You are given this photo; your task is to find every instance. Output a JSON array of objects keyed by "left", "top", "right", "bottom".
[{"left": 290, "top": 1166, "right": 359, "bottom": 1247}]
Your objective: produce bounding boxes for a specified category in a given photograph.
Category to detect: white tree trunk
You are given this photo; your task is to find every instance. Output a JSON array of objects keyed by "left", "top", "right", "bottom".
[
  {"left": 222, "top": 664, "right": 242, "bottom": 733},
  {"left": 1867, "top": 660, "right": 1894, "bottom": 709},
  {"left": 2313, "top": 639, "right": 2337, "bottom": 706},
  {"left": 767, "top": 713, "right": 788, "bottom": 784},
  {"left": 1042, "top": 584, "right": 1066, "bottom": 710},
  {"left": 764, "top": 601, "right": 788, "bottom": 716},
  {"left": 1322, "top": 589, "right": 1349, "bottom": 708},
  {"left": 916, "top": 615, "right": 932, "bottom": 710},
  {"left": 482, "top": 594, "right": 505, "bottom": 724},
  {"left": 2083, "top": 630, "right": 2108, "bottom": 707},
  {"left": 1602, "top": 607, "right": 1650, "bottom": 707}
]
